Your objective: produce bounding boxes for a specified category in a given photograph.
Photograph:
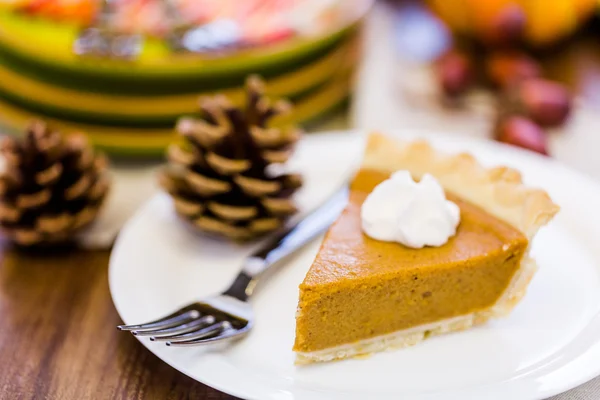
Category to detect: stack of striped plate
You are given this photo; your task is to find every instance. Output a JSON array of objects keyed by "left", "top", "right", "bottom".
[{"left": 0, "top": 0, "right": 372, "bottom": 157}]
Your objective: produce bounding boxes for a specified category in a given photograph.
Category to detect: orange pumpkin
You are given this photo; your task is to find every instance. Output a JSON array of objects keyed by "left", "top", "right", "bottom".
[{"left": 428, "top": 0, "right": 597, "bottom": 46}]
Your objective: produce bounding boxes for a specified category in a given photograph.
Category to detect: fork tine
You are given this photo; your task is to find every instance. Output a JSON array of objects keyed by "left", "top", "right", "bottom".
[
  {"left": 161, "top": 321, "right": 232, "bottom": 344},
  {"left": 136, "top": 315, "right": 215, "bottom": 339},
  {"left": 117, "top": 309, "right": 200, "bottom": 332},
  {"left": 165, "top": 328, "right": 247, "bottom": 347}
]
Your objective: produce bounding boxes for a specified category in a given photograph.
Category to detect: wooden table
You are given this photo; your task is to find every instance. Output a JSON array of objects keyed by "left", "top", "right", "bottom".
[
  {"left": 0, "top": 247, "right": 236, "bottom": 399},
  {"left": 3, "top": 4, "right": 600, "bottom": 400}
]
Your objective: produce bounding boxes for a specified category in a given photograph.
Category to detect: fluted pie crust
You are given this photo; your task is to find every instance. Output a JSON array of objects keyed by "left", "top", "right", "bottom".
[{"left": 293, "top": 133, "right": 559, "bottom": 364}]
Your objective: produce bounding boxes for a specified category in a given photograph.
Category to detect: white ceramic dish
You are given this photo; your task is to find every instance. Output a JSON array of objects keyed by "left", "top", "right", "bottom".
[{"left": 109, "top": 131, "right": 600, "bottom": 400}]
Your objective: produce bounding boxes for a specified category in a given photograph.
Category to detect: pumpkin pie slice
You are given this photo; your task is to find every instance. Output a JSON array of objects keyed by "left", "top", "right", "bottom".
[{"left": 293, "top": 133, "right": 559, "bottom": 364}]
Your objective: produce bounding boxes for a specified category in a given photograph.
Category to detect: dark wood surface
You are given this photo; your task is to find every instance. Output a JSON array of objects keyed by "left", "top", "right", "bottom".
[{"left": 0, "top": 247, "right": 235, "bottom": 400}]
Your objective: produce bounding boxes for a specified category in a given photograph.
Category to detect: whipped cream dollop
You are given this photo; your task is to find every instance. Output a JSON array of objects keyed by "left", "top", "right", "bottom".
[{"left": 360, "top": 171, "right": 460, "bottom": 248}]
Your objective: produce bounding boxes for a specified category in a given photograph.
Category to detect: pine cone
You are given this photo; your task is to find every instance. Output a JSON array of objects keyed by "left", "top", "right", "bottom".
[
  {"left": 0, "top": 121, "right": 110, "bottom": 246},
  {"left": 159, "top": 76, "right": 302, "bottom": 241}
]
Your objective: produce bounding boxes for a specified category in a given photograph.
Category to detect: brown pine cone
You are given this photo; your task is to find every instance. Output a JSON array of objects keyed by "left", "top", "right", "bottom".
[
  {"left": 0, "top": 121, "right": 110, "bottom": 246},
  {"left": 159, "top": 76, "right": 302, "bottom": 241}
]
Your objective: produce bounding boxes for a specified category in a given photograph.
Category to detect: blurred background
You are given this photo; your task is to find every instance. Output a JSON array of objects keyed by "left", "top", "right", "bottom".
[
  {"left": 1, "top": 0, "right": 600, "bottom": 198},
  {"left": 0, "top": 0, "right": 367, "bottom": 157},
  {"left": 1, "top": 2, "right": 600, "bottom": 397}
]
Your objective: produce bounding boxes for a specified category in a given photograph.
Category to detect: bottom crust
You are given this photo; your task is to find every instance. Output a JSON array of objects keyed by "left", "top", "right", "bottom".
[{"left": 295, "top": 257, "right": 537, "bottom": 364}]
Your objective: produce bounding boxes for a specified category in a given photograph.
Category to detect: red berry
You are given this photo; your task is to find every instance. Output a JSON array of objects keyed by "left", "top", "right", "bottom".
[
  {"left": 519, "top": 79, "right": 572, "bottom": 127},
  {"left": 486, "top": 52, "right": 541, "bottom": 88},
  {"left": 435, "top": 51, "right": 474, "bottom": 97},
  {"left": 496, "top": 116, "right": 548, "bottom": 155},
  {"left": 485, "top": 4, "right": 526, "bottom": 45}
]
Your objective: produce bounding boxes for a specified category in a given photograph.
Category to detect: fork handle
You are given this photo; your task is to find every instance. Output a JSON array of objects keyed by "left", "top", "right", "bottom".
[{"left": 223, "top": 187, "right": 348, "bottom": 300}]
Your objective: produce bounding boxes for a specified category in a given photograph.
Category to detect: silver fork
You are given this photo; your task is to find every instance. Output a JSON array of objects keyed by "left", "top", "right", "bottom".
[
  {"left": 73, "top": 0, "right": 142, "bottom": 59},
  {"left": 118, "top": 187, "right": 348, "bottom": 346}
]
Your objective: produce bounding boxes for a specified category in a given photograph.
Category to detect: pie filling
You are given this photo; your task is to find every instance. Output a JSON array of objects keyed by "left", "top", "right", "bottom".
[{"left": 293, "top": 169, "right": 528, "bottom": 354}]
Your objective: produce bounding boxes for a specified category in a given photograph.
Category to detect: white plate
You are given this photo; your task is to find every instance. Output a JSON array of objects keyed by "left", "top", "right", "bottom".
[{"left": 109, "top": 131, "right": 600, "bottom": 400}]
